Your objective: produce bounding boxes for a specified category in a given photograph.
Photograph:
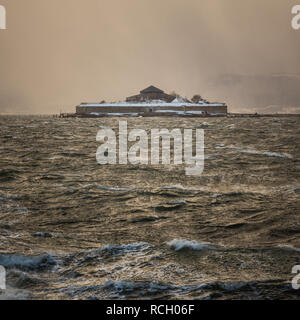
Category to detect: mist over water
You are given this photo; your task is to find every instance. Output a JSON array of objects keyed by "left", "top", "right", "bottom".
[
  {"left": 0, "top": 0, "right": 300, "bottom": 114},
  {"left": 0, "top": 116, "right": 299, "bottom": 299}
]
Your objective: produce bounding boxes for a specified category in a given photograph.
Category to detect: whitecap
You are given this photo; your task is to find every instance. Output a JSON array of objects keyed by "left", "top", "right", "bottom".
[
  {"left": 102, "top": 280, "right": 172, "bottom": 294},
  {"left": 167, "top": 200, "right": 186, "bottom": 205},
  {"left": 277, "top": 244, "right": 300, "bottom": 253},
  {"left": 263, "top": 152, "right": 292, "bottom": 159},
  {"left": 217, "top": 145, "right": 293, "bottom": 159},
  {"left": 98, "top": 186, "right": 135, "bottom": 192},
  {"left": 166, "top": 239, "right": 215, "bottom": 251},
  {"left": 224, "top": 146, "right": 293, "bottom": 159},
  {"left": 0, "top": 254, "right": 57, "bottom": 271},
  {"left": 97, "top": 242, "right": 149, "bottom": 254},
  {"left": 161, "top": 185, "right": 203, "bottom": 192}
]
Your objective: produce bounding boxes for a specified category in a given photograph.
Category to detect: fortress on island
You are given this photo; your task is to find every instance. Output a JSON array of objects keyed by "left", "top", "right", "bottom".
[{"left": 75, "top": 85, "right": 228, "bottom": 117}]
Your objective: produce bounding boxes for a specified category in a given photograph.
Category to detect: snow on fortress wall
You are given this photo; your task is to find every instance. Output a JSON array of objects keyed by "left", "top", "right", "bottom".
[
  {"left": 76, "top": 101, "right": 228, "bottom": 117},
  {"left": 75, "top": 87, "right": 228, "bottom": 117}
]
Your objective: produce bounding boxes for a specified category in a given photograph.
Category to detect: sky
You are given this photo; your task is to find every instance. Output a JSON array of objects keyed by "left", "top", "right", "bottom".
[{"left": 0, "top": 0, "right": 300, "bottom": 114}]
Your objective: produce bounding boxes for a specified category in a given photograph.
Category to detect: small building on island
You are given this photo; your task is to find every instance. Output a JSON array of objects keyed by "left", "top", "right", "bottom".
[
  {"left": 76, "top": 86, "right": 227, "bottom": 117},
  {"left": 126, "top": 85, "right": 175, "bottom": 103}
]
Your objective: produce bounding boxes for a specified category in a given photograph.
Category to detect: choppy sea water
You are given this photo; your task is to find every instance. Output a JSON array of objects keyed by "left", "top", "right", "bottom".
[{"left": 0, "top": 115, "right": 299, "bottom": 300}]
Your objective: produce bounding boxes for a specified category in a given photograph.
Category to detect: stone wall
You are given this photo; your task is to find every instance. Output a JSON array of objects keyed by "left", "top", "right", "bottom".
[
  {"left": 76, "top": 106, "right": 152, "bottom": 114},
  {"left": 184, "top": 105, "right": 227, "bottom": 113},
  {"left": 76, "top": 104, "right": 227, "bottom": 115}
]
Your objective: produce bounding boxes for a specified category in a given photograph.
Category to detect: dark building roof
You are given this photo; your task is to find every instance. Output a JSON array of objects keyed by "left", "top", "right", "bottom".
[
  {"left": 140, "top": 86, "right": 164, "bottom": 94},
  {"left": 126, "top": 85, "right": 175, "bottom": 103}
]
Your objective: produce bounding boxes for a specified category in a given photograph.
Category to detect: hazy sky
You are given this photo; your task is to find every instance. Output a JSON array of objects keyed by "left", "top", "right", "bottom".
[{"left": 0, "top": 0, "right": 300, "bottom": 113}]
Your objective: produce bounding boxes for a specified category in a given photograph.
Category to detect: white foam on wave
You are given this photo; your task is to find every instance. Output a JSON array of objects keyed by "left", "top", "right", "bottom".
[
  {"left": 277, "top": 244, "right": 300, "bottom": 252},
  {"left": 218, "top": 282, "right": 249, "bottom": 291},
  {"left": 161, "top": 185, "right": 203, "bottom": 192},
  {"left": 98, "top": 186, "right": 135, "bottom": 192},
  {"left": 291, "top": 185, "right": 300, "bottom": 193},
  {"left": 102, "top": 280, "right": 172, "bottom": 294},
  {"left": 69, "top": 242, "right": 152, "bottom": 267},
  {"left": 167, "top": 200, "right": 187, "bottom": 205},
  {"left": 263, "top": 152, "right": 293, "bottom": 159},
  {"left": 97, "top": 242, "right": 149, "bottom": 254},
  {"left": 221, "top": 145, "right": 293, "bottom": 159},
  {"left": 61, "top": 278, "right": 268, "bottom": 299},
  {"left": 61, "top": 280, "right": 174, "bottom": 298},
  {"left": 0, "top": 254, "right": 57, "bottom": 271},
  {"left": 52, "top": 136, "right": 73, "bottom": 140},
  {"left": 0, "top": 287, "right": 30, "bottom": 300},
  {"left": 167, "top": 239, "right": 215, "bottom": 251}
]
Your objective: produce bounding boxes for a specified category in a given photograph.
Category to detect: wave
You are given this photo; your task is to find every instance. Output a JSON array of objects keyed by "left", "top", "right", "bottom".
[
  {"left": 263, "top": 152, "right": 293, "bottom": 159},
  {"left": 60, "top": 279, "right": 291, "bottom": 299},
  {"left": 0, "top": 169, "right": 20, "bottom": 182},
  {"left": 166, "top": 239, "right": 215, "bottom": 251},
  {"left": 0, "top": 254, "right": 57, "bottom": 271},
  {"left": 102, "top": 280, "right": 172, "bottom": 294},
  {"left": 98, "top": 186, "right": 136, "bottom": 192},
  {"left": 69, "top": 242, "right": 151, "bottom": 264},
  {"left": 219, "top": 145, "right": 293, "bottom": 159},
  {"left": 59, "top": 280, "right": 173, "bottom": 298},
  {"left": 0, "top": 287, "right": 30, "bottom": 300},
  {"left": 81, "top": 184, "right": 204, "bottom": 194},
  {"left": 52, "top": 136, "right": 73, "bottom": 140},
  {"left": 82, "top": 184, "right": 135, "bottom": 192},
  {"left": 277, "top": 244, "right": 300, "bottom": 252},
  {"left": 160, "top": 185, "right": 204, "bottom": 192},
  {"left": 96, "top": 242, "right": 149, "bottom": 254},
  {"left": 8, "top": 270, "right": 48, "bottom": 289},
  {"left": 291, "top": 185, "right": 300, "bottom": 193},
  {"left": 33, "top": 232, "right": 53, "bottom": 238},
  {"left": 167, "top": 200, "right": 186, "bottom": 205}
]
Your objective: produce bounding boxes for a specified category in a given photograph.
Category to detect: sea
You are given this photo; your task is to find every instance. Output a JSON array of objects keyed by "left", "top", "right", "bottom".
[{"left": 0, "top": 115, "right": 299, "bottom": 300}]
